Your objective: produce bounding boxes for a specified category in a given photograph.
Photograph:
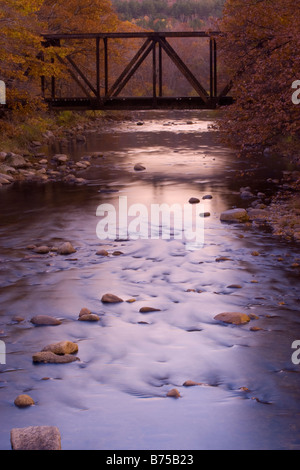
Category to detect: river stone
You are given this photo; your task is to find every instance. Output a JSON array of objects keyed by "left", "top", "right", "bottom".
[
  {"left": 14, "top": 394, "right": 35, "bottom": 408},
  {"left": 134, "top": 163, "right": 146, "bottom": 171},
  {"left": 11, "top": 426, "right": 61, "bottom": 450},
  {"left": 4, "top": 153, "right": 27, "bottom": 169},
  {"left": 96, "top": 249, "right": 109, "bottom": 256},
  {"left": 202, "top": 195, "right": 213, "bottom": 200},
  {"left": 101, "top": 293, "right": 124, "bottom": 303},
  {"left": 79, "top": 307, "right": 92, "bottom": 317},
  {"left": 34, "top": 245, "right": 50, "bottom": 254},
  {"left": 166, "top": 388, "right": 181, "bottom": 398},
  {"left": 139, "top": 307, "right": 161, "bottom": 313},
  {"left": 214, "top": 312, "right": 251, "bottom": 325},
  {"left": 183, "top": 380, "right": 202, "bottom": 387},
  {"left": 189, "top": 197, "right": 200, "bottom": 204},
  {"left": 30, "top": 315, "right": 62, "bottom": 326},
  {"left": 220, "top": 208, "right": 249, "bottom": 222},
  {"left": 57, "top": 242, "right": 76, "bottom": 255},
  {"left": 42, "top": 341, "right": 78, "bottom": 355},
  {"left": 32, "top": 351, "right": 79, "bottom": 364}
]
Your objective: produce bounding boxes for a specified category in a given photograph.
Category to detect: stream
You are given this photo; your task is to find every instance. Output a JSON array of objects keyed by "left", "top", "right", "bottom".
[{"left": 0, "top": 110, "right": 300, "bottom": 450}]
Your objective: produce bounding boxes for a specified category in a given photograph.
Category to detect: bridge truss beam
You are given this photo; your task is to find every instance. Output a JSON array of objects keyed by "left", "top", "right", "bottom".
[{"left": 41, "top": 32, "right": 233, "bottom": 111}]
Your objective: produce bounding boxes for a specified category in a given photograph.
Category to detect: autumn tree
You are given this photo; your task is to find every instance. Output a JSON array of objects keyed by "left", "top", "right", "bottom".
[
  {"left": 219, "top": 0, "right": 300, "bottom": 156},
  {"left": 0, "top": 0, "right": 48, "bottom": 113}
]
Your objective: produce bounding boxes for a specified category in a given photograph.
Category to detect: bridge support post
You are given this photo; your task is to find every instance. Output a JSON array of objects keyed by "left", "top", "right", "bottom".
[{"left": 210, "top": 37, "right": 217, "bottom": 104}]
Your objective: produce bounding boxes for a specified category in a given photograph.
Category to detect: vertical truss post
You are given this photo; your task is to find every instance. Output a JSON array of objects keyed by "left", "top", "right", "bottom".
[
  {"left": 152, "top": 39, "right": 157, "bottom": 105},
  {"left": 210, "top": 37, "right": 217, "bottom": 102},
  {"left": 96, "top": 37, "right": 100, "bottom": 99},
  {"left": 104, "top": 37, "right": 108, "bottom": 97},
  {"left": 158, "top": 41, "right": 163, "bottom": 97}
]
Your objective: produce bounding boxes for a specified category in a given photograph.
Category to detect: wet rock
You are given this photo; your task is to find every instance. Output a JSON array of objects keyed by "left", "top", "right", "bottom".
[
  {"left": 78, "top": 314, "right": 100, "bottom": 322},
  {"left": 79, "top": 308, "right": 92, "bottom": 317},
  {"left": 0, "top": 175, "right": 13, "bottom": 185},
  {"left": 214, "top": 312, "right": 251, "bottom": 325},
  {"left": 215, "top": 256, "right": 232, "bottom": 262},
  {"left": 96, "top": 249, "right": 109, "bottom": 256},
  {"left": 200, "top": 212, "right": 211, "bottom": 218},
  {"left": 34, "top": 245, "right": 50, "bottom": 254},
  {"left": 250, "top": 326, "right": 263, "bottom": 332},
  {"left": 112, "top": 251, "right": 124, "bottom": 256},
  {"left": 42, "top": 341, "right": 78, "bottom": 355},
  {"left": 183, "top": 380, "right": 202, "bottom": 387},
  {"left": 251, "top": 251, "right": 260, "bottom": 256},
  {"left": 227, "top": 284, "right": 242, "bottom": 289},
  {"left": 240, "top": 190, "right": 254, "bottom": 199},
  {"left": 57, "top": 242, "right": 76, "bottom": 255},
  {"left": 101, "top": 293, "right": 124, "bottom": 303},
  {"left": 32, "top": 351, "right": 79, "bottom": 364},
  {"left": 136, "top": 121, "right": 144, "bottom": 126},
  {"left": 134, "top": 163, "right": 146, "bottom": 171},
  {"left": 202, "top": 195, "right": 213, "bottom": 200},
  {"left": 220, "top": 208, "right": 249, "bottom": 223},
  {"left": 12, "top": 316, "right": 24, "bottom": 323},
  {"left": 14, "top": 394, "right": 35, "bottom": 408},
  {"left": 139, "top": 307, "right": 161, "bottom": 313},
  {"left": 30, "top": 315, "right": 62, "bottom": 326},
  {"left": 189, "top": 197, "right": 200, "bottom": 204},
  {"left": 166, "top": 388, "right": 181, "bottom": 398},
  {"left": 11, "top": 426, "right": 61, "bottom": 450}
]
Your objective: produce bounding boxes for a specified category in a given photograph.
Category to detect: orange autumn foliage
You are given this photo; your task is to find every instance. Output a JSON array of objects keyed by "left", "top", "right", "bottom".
[{"left": 219, "top": 0, "right": 300, "bottom": 156}]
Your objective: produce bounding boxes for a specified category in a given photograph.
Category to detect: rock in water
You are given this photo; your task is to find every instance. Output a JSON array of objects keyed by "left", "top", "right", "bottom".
[
  {"left": 214, "top": 312, "right": 251, "bottom": 325},
  {"left": 134, "top": 163, "right": 146, "bottom": 171},
  {"left": 11, "top": 426, "right": 61, "bottom": 450},
  {"left": 78, "top": 314, "right": 100, "bottom": 322},
  {"left": 101, "top": 293, "right": 124, "bottom": 303},
  {"left": 14, "top": 395, "right": 35, "bottom": 408},
  {"left": 57, "top": 242, "right": 76, "bottom": 255},
  {"left": 42, "top": 341, "right": 78, "bottom": 355},
  {"left": 32, "top": 351, "right": 79, "bottom": 364},
  {"left": 166, "top": 388, "right": 181, "bottom": 398},
  {"left": 220, "top": 208, "right": 249, "bottom": 222},
  {"left": 30, "top": 315, "right": 62, "bottom": 326},
  {"left": 189, "top": 197, "right": 200, "bottom": 204},
  {"left": 34, "top": 246, "right": 50, "bottom": 254},
  {"left": 139, "top": 307, "right": 161, "bottom": 313}
]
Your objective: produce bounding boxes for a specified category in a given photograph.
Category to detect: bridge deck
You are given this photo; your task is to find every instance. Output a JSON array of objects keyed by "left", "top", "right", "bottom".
[{"left": 46, "top": 96, "right": 233, "bottom": 111}]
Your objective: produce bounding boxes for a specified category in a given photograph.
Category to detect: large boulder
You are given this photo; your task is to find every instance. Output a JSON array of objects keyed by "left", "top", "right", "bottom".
[
  {"left": 11, "top": 426, "right": 61, "bottom": 450},
  {"left": 220, "top": 208, "right": 249, "bottom": 223}
]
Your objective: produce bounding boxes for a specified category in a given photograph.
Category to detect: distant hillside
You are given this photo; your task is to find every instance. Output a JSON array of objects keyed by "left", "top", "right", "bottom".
[{"left": 111, "top": 0, "right": 225, "bottom": 31}]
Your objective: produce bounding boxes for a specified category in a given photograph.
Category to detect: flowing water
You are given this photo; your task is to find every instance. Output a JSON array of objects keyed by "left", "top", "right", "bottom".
[{"left": 0, "top": 110, "right": 300, "bottom": 450}]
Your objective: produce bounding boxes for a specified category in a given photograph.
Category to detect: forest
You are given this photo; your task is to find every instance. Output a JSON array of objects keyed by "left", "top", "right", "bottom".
[
  {"left": 0, "top": 0, "right": 299, "bottom": 157},
  {"left": 112, "top": 0, "right": 225, "bottom": 30}
]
